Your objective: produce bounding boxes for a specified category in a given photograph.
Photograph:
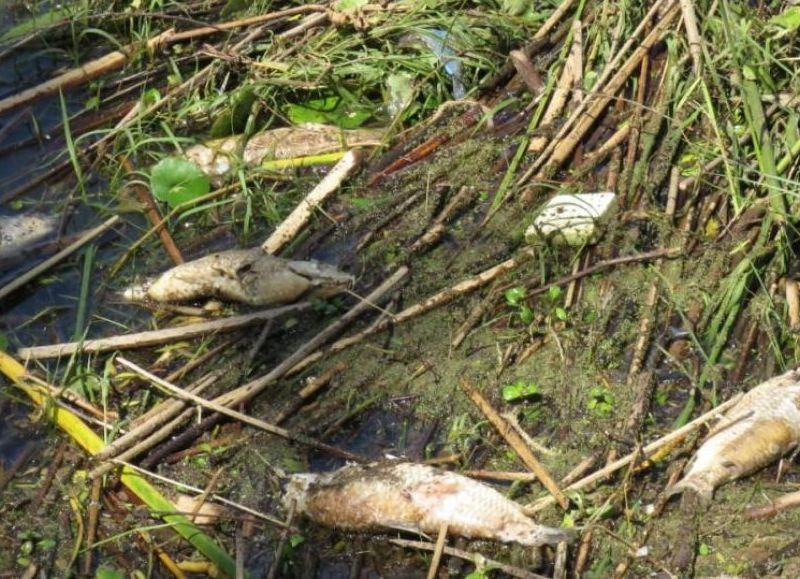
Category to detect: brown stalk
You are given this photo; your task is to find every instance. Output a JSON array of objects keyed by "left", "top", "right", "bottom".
[
  {"left": 120, "top": 157, "right": 183, "bottom": 266},
  {"left": 459, "top": 378, "right": 568, "bottom": 509}
]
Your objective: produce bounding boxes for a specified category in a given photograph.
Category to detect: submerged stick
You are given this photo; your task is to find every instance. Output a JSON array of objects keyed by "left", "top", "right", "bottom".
[
  {"left": 0, "top": 31, "right": 174, "bottom": 117},
  {"left": 523, "top": 393, "right": 743, "bottom": 513},
  {"left": 0, "top": 215, "right": 120, "bottom": 303},
  {"left": 460, "top": 378, "right": 569, "bottom": 509},
  {"left": 17, "top": 302, "right": 309, "bottom": 360}
]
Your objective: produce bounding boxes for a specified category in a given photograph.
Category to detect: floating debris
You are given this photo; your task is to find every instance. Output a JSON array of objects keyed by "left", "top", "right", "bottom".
[
  {"left": 185, "top": 123, "right": 384, "bottom": 184},
  {"left": 283, "top": 462, "right": 575, "bottom": 546},
  {"left": 525, "top": 192, "right": 617, "bottom": 247},
  {"left": 124, "top": 248, "right": 353, "bottom": 306},
  {"left": 669, "top": 369, "right": 800, "bottom": 501}
]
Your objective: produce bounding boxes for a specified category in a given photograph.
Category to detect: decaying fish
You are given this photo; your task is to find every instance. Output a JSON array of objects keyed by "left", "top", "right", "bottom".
[
  {"left": 0, "top": 213, "right": 57, "bottom": 259},
  {"left": 284, "top": 462, "right": 575, "bottom": 546},
  {"left": 185, "top": 123, "right": 384, "bottom": 184},
  {"left": 124, "top": 248, "right": 353, "bottom": 306},
  {"left": 670, "top": 368, "right": 800, "bottom": 500}
]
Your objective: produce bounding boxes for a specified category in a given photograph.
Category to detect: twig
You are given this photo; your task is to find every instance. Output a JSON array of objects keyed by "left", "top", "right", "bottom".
[
  {"left": 389, "top": 538, "right": 548, "bottom": 579},
  {"left": 451, "top": 283, "right": 501, "bottom": 349},
  {"left": 679, "top": 0, "right": 703, "bottom": 76},
  {"left": 116, "top": 357, "right": 367, "bottom": 463},
  {"left": 81, "top": 477, "right": 103, "bottom": 575},
  {"left": 532, "top": 3, "right": 680, "bottom": 184},
  {"left": 267, "top": 502, "right": 296, "bottom": 579},
  {"left": 0, "top": 31, "right": 175, "bottom": 117},
  {"left": 274, "top": 362, "right": 346, "bottom": 425},
  {"left": 120, "top": 157, "right": 183, "bottom": 265},
  {"left": 527, "top": 247, "right": 680, "bottom": 296},
  {"left": 17, "top": 303, "right": 308, "bottom": 360},
  {"left": 459, "top": 378, "right": 568, "bottom": 509},
  {"left": 91, "top": 371, "right": 222, "bottom": 469},
  {"left": 745, "top": 489, "right": 800, "bottom": 519},
  {"left": 0, "top": 440, "right": 37, "bottom": 493},
  {"left": 0, "top": 215, "right": 120, "bottom": 303},
  {"left": 31, "top": 441, "right": 67, "bottom": 512},
  {"left": 262, "top": 150, "right": 361, "bottom": 254},
  {"left": 528, "top": 19, "right": 583, "bottom": 154},
  {"left": 786, "top": 279, "right": 800, "bottom": 332},
  {"left": 427, "top": 524, "right": 449, "bottom": 579},
  {"left": 523, "top": 393, "right": 743, "bottom": 513}
]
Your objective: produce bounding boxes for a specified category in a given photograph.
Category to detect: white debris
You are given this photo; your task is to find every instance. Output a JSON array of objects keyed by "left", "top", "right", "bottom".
[{"left": 525, "top": 192, "right": 617, "bottom": 247}]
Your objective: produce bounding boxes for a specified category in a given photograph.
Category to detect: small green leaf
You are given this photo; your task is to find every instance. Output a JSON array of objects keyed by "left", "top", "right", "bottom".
[
  {"left": 504, "top": 287, "right": 526, "bottom": 306},
  {"left": 555, "top": 307, "right": 568, "bottom": 321},
  {"left": 150, "top": 158, "right": 210, "bottom": 208},
  {"left": 519, "top": 306, "right": 534, "bottom": 324},
  {"left": 548, "top": 286, "right": 562, "bottom": 300},
  {"left": 501, "top": 379, "right": 539, "bottom": 402},
  {"left": 770, "top": 7, "right": 800, "bottom": 31},
  {"left": 285, "top": 96, "right": 372, "bottom": 129},
  {"left": 96, "top": 566, "right": 126, "bottom": 579},
  {"left": 289, "top": 534, "right": 306, "bottom": 548},
  {"left": 698, "top": 543, "right": 711, "bottom": 556}
]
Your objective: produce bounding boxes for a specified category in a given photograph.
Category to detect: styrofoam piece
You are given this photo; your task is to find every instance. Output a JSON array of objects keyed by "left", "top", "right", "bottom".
[{"left": 525, "top": 192, "right": 617, "bottom": 246}]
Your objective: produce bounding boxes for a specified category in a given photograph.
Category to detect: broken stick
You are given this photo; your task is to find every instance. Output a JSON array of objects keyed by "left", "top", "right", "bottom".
[{"left": 459, "top": 378, "right": 569, "bottom": 509}]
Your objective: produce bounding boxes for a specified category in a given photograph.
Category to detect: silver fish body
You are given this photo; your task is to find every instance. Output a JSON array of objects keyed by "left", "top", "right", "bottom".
[
  {"left": 284, "top": 462, "right": 574, "bottom": 546},
  {"left": 124, "top": 248, "right": 353, "bottom": 305},
  {"left": 670, "top": 369, "right": 800, "bottom": 500}
]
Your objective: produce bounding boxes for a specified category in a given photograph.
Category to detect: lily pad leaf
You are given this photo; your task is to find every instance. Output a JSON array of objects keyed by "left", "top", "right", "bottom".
[{"left": 150, "top": 158, "right": 210, "bottom": 208}]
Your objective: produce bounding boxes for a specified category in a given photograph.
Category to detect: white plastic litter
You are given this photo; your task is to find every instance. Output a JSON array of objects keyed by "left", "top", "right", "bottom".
[{"left": 525, "top": 192, "right": 617, "bottom": 247}]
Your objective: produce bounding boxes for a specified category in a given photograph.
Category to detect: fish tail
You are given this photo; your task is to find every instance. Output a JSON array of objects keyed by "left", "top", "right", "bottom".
[{"left": 667, "top": 474, "right": 715, "bottom": 502}]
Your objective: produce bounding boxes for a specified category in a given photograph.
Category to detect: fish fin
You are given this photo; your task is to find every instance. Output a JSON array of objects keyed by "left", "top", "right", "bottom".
[{"left": 666, "top": 475, "right": 715, "bottom": 502}]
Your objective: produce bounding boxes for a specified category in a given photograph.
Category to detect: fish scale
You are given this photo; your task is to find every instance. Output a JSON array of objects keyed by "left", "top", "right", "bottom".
[{"left": 670, "top": 369, "right": 800, "bottom": 500}]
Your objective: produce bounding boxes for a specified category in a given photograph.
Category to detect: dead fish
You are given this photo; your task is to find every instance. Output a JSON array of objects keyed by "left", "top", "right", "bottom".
[
  {"left": 124, "top": 248, "right": 353, "bottom": 306},
  {"left": 283, "top": 462, "right": 575, "bottom": 546},
  {"left": 0, "top": 213, "right": 57, "bottom": 259},
  {"left": 185, "top": 123, "right": 384, "bottom": 184},
  {"left": 669, "top": 368, "right": 800, "bottom": 500}
]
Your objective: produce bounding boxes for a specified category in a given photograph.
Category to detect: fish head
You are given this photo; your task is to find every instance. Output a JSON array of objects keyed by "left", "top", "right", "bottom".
[{"left": 287, "top": 260, "right": 354, "bottom": 298}]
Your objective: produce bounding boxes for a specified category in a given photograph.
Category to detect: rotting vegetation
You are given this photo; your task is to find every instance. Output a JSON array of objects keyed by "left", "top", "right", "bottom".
[{"left": 1, "top": 0, "right": 800, "bottom": 577}]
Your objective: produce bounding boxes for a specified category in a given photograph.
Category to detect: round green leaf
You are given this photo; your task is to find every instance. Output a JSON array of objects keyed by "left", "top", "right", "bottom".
[{"left": 150, "top": 157, "right": 210, "bottom": 208}]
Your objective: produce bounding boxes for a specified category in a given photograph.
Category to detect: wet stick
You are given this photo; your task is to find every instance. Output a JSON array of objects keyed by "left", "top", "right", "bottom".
[
  {"left": 0, "top": 30, "right": 175, "bottom": 117},
  {"left": 120, "top": 157, "right": 183, "bottom": 265},
  {"left": 17, "top": 303, "right": 309, "bottom": 360},
  {"left": 91, "top": 371, "right": 222, "bottom": 467},
  {"left": 115, "top": 357, "right": 367, "bottom": 464},
  {"left": 459, "top": 378, "right": 569, "bottom": 509},
  {"left": 0, "top": 215, "right": 120, "bottom": 303}
]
